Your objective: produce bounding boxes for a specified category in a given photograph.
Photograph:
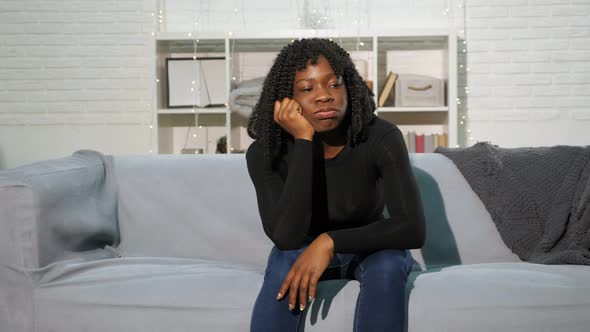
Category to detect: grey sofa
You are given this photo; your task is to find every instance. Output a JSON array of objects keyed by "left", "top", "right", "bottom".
[{"left": 1, "top": 150, "right": 589, "bottom": 332}]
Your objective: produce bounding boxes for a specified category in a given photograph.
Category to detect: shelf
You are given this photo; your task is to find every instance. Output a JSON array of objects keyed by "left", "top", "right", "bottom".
[
  {"left": 154, "top": 31, "right": 459, "bottom": 154},
  {"left": 231, "top": 36, "right": 374, "bottom": 53},
  {"left": 155, "top": 29, "right": 451, "bottom": 41},
  {"left": 157, "top": 38, "right": 225, "bottom": 53},
  {"left": 158, "top": 107, "right": 227, "bottom": 115},
  {"left": 377, "top": 106, "right": 448, "bottom": 113}
]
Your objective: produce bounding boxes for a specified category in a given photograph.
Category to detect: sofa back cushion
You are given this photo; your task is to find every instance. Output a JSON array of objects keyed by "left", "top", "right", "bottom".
[
  {"left": 113, "top": 153, "right": 520, "bottom": 270},
  {"left": 0, "top": 150, "right": 119, "bottom": 269},
  {"left": 113, "top": 154, "right": 273, "bottom": 269}
]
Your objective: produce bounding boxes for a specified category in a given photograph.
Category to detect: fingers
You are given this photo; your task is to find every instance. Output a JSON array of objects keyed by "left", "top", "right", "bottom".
[
  {"left": 308, "top": 272, "right": 318, "bottom": 303},
  {"left": 277, "top": 268, "right": 293, "bottom": 303},
  {"left": 274, "top": 98, "right": 288, "bottom": 123},
  {"left": 273, "top": 100, "right": 280, "bottom": 123},
  {"left": 278, "top": 271, "right": 317, "bottom": 312},
  {"left": 280, "top": 98, "right": 295, "bottom": 122},
  {"left": 299, "top": 273, "right": 310, "bottom": 311},
  {"left": 273, "top": 97, "right": 301, "bottom": 124},
  {"left": 288, "top": 273, "right": 301, "bottom": 311},
  {"left": 278, "top": 265, "right": 305, "bottom": 312}
]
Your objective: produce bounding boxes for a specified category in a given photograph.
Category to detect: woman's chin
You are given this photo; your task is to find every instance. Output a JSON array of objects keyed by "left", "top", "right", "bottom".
[{"left": 312, "top": 119, "right": 342, "bottom": 133}]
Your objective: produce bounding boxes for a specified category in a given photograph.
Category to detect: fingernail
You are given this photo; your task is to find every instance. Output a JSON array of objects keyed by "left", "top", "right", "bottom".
[
  {"left": 289, "top": 304, "right": 294, "bottom": 310},
  {"left": 300, "top": 304, "right": 305, "bottom": 311},
  {"left": 308, "top": 296, "right": 313, "bottom": 302},
  {"left": 276, "top": 292, "right": 282, "bottom": 300}
]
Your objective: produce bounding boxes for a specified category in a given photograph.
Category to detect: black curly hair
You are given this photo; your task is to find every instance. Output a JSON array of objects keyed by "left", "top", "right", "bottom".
[{"left": 247, "top": 37, "right": 376, "bottom": 168}]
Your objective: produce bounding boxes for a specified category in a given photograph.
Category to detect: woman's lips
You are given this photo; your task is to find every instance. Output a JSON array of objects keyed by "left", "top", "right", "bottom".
[{"left": 314, "top": 109, "right": 338, "bottom": 119}]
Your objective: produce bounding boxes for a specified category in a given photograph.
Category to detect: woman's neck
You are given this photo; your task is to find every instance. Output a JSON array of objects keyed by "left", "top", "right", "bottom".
[
  {"left": 316, "top": 127, "right": 347, "bottom": 159},
  {"left": 316, "top": 125, "right": 346, "bottom": 146}
]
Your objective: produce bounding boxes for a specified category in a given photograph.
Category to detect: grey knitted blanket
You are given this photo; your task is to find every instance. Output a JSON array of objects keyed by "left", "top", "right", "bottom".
[{"left": 435, "top": 142, "right": 590, "bottom": 265}]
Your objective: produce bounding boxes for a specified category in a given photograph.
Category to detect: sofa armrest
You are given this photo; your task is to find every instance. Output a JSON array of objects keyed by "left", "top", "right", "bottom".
[{"left": 0, "top": 150, "right": 119, "bottom": 270}]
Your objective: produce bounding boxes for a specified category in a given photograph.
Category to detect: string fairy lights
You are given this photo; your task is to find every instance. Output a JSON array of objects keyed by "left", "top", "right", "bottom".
[
  {"left": 145, "top": 0, "right": 471, "bottom": 153},
  {"left": 146, "top": 1, "right": 163, "bottom": 154},
  {"left": 442, "top": 0, "right": 471, "bottom": 147},
  {"left": 455, "top": 0, "right": 476, "bottom": 146}
]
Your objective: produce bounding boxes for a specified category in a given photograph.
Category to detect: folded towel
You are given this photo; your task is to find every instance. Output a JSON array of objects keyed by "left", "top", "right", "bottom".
[{"left": 229, "top": 77, "right": 265, "bottom": 118}]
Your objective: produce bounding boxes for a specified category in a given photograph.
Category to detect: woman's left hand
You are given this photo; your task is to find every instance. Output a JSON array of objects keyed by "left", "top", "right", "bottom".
[{"left": 277, "top": 233, "right": 335, "bottom": 311}]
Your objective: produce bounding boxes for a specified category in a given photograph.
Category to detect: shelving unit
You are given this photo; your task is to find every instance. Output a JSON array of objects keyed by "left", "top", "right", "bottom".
[
  {"left": 157, "top": 107, "right": 227, "bottom": 114},
  {"left": 153, "top": 29, "right": 457, "bottom": 154}
]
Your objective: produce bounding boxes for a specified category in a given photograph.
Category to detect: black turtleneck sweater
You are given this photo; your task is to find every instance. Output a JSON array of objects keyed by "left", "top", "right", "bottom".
[{"left": 245, "top": 115, "right": 426, "bottom": 254}]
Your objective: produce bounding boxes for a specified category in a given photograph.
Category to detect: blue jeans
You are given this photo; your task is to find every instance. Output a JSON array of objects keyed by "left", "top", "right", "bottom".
[{"left": 250, "top": 243, "right": 414, "bottom": 332}]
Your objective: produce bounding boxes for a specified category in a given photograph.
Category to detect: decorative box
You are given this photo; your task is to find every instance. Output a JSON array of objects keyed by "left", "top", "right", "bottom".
[{"left": 394, "top": 74, "right": 446, "bottom": 107}]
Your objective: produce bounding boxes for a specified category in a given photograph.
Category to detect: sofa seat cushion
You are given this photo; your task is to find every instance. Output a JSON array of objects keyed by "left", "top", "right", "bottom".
[
  {"left": 34, "top": 259, "right": 590, "bottom": 332},
  {"left": 33, "top": 257, "right": 364, "bottom": 332},
  {"left": 408, "top": 262, "right": 590, "bottom": 332},
  {"left": 34, "top": 257, "right": 264, "bottom": 332}
]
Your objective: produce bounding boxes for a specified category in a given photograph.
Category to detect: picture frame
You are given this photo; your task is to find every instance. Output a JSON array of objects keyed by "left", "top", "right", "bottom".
[{"left": 166, "top": 57, "right": 226, "bottom": 108}]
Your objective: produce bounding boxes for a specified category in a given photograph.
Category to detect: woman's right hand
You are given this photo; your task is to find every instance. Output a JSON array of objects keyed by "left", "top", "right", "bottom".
[{"left": 274, "top": 98, "right": 314, "bottom": 141}]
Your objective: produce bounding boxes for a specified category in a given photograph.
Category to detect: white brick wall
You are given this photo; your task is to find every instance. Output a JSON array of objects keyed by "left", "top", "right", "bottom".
[
  {"left": 1, "top": 0, "right": 588, "bottom": 168},
  {"left": 464, "top": 0, "right": 590, "bottom": 147},
  {"left": 162, "top": 0, "right": 453, "bottom": 34},
  {"left": 0, "top": 0, "right": 157, "bottom": 169}
]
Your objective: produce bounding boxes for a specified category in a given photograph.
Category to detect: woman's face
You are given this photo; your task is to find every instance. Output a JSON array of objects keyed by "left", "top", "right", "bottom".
[{"left": 292, "top": 55, "right": 348, "bottom": 133}]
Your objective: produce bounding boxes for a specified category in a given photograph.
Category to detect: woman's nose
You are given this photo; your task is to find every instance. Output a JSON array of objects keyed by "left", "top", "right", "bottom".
[{"left": 315, "top": 88, "right": 334, "bottom": 103}]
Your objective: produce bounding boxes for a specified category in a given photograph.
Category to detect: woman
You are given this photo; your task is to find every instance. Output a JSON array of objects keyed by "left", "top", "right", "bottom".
[{"left": 246, "top": 38, "right": 426, "bottom": 332}]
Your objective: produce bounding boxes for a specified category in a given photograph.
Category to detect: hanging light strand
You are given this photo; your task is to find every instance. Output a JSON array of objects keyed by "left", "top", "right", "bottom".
[{"left": 147, "top": 1, "right": 164, "bottom": 153}]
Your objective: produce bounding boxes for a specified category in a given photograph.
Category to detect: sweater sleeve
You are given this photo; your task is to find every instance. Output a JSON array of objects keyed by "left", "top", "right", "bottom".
[
  {"left": 326, "top": 127, "right": 426, "bottom": 254},
  {"left": 246, "top": 139, "right": 314, "bottom": 250}
]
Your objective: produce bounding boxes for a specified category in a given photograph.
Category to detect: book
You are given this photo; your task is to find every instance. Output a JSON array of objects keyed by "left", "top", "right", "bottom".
[
  {"left": 438, "top": 133, "right": 447, "bottom": 148},
  {"left": 424, "top": 134, "right": 434, "bottom": 153},
  {"left": 433, "top": 134, "right": 439, "bottom": 149},
  {"left": 408, "top": 131, "right": 416, "bottom": 153},
  {"left": 415, "top": 134, "right": 425, "bottom": 153},
  {"left": 403, "top": 131, "right": 410, "bottom": 151},
  {"left": 378, "top": 72, "right": 398, "bottom": 107}
]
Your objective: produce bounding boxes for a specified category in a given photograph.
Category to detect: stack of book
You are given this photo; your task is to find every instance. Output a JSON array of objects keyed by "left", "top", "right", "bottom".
[{"left": 402, "top": 131, "right": 447, "bottom": 153}]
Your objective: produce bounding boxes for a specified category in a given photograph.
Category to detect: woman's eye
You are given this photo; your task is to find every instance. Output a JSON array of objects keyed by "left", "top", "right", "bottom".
[
  {"left": 300, "top": 88, "right": 312, "bottom": 92},
  {"left": 331, "top": 83, "right": 342, "bottom": 87}
]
